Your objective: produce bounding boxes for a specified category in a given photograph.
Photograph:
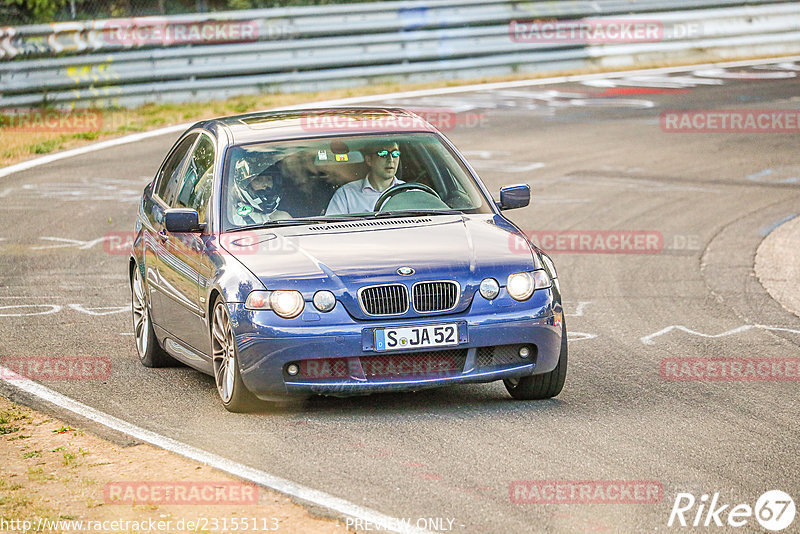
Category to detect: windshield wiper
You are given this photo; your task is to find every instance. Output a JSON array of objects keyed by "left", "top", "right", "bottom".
[
  {"left": 364, "top": 209, "right": 463, "bottom": 219},
  {"left": 229, "top": 216, "right": 364, "bottom": 232}
]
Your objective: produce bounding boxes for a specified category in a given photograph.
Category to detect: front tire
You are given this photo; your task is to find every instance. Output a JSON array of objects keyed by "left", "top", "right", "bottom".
[
  {"left": 210, "top": 298, "right": 262, "bottom": 412},
  {"left": 504, "top": 320, "right": 567, "bottom": 400},
  {"left": 131, "top": 265, "right": 174, "bottom": 367}
]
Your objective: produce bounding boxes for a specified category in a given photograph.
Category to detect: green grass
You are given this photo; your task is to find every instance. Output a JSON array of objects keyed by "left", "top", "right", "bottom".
[
  {"left": 31, "top": 138, "right": 63, "bottom": 154},
  {"left": 0, "top": 425, "right": 20, "bottom": 435},
  {"left": 0, "top": 408, "right": 29, "bottom": 436}
]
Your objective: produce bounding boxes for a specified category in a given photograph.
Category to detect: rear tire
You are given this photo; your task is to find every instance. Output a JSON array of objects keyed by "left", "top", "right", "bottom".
[
  {"left": 131, "top": 265, "right": 174, "bottom": 368},
  {"left": 210, "top": 298, "right": 263, "bottom": 413},
  {"left": 504, "top": 320, "right": 567, "bottom": 400}
]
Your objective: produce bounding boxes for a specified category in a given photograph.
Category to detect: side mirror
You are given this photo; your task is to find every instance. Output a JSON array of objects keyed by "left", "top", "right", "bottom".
[
  {"left": 164, "top": 209, "right": 204, "bottom": 233},
  {"left": 498, "top": 184, "right": 530, "bottom": 210}
]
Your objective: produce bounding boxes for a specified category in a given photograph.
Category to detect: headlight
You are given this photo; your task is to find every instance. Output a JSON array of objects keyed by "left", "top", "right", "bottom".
[
  {"left": 507, "top": 270, "right": 551, "bottom": 301},
  {"left": 479, "top": 278, "right": 500, "bottom": 300},
  {"left": 245, "top": 290, "right": 305, "bottom": 318},
  {"left": 313, "top": 290, "right": 336, "bottom": 312},
  {"left": 270, "top": 291, "right": 305, "bottom": 318}
]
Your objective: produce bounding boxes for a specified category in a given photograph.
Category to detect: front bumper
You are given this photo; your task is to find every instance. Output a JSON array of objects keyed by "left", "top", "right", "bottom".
[{"left": 230, "top": 288, "right": 563, "bottom": 400}]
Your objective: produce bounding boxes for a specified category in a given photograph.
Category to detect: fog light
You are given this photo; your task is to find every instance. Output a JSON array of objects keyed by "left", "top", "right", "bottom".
[
  {"left": 286, "top": 364, "right": 299, "bottom": 376},
  {"left": 313, "top": 290, "right": 336, "bottom": 312},
  {"left": 519, "top": 347, "right": 531, "bottom": 359},
  {"left": 479, "top": 278, "right": 500, "bottom": 300}
]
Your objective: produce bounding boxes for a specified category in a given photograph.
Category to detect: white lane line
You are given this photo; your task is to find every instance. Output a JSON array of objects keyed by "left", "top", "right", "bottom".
[
  {"left": 0, "top": 368, "right": 431, "bottom": 534},
  {"left": 640, "top": 325, "right": 800, "bottom": 345},
  {"left": 2, "top": 55, "right": 799, "bottom": 181},
  {"left": 0, "top": 125, "right": 190, "bottom": 179}
]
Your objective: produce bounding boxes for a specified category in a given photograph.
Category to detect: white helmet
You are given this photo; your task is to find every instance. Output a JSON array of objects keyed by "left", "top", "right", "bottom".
[{"left": 232, "top": 158, "right": 281, "bottom": 218}]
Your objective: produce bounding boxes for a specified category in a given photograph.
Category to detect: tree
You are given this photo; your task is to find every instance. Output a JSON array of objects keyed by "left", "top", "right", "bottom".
[{"left": 5, "top": 0, "right": 71, "bottom": 23}]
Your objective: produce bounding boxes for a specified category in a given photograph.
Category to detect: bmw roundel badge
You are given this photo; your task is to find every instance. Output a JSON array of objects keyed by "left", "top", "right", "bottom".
[{"left": 397, "top": 267, "right": 415, "bottom": 276}]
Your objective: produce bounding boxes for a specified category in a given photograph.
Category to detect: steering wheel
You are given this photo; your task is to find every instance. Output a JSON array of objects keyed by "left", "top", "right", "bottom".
[{"left": 373, "top": 183, "right": 442, "bottom": 211}]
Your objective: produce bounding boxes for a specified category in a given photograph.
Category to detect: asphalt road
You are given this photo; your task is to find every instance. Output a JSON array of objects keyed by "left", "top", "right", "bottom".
[{"left": 2, "top": 59, "right": 799, "bottom": 533}]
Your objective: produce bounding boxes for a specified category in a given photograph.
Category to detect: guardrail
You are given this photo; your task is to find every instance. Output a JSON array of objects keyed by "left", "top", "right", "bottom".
[{"left": 1, "top": 0, "right": 799, "bottom": 108}]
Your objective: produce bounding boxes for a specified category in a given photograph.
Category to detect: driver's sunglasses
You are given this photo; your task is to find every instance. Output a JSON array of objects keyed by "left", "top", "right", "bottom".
[{"left": 376, "top": 149, "right": 401, "bottom": 159}]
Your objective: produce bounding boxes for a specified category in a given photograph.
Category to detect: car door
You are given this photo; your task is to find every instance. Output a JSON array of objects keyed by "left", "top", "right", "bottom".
[
  {"left": 156, "top": 133, "right": 216, "bottom": 353},
  {"left": 145, "top": 133, "right": 198, "bottom": 322}
]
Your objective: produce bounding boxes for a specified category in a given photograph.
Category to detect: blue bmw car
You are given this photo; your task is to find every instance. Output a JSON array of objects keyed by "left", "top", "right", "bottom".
[{"left": 130, "top": 108, "right": 566, "bottom": 411}]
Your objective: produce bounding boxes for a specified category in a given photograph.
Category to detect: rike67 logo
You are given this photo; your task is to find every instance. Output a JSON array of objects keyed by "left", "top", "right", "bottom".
[{"left": 668, "top": 490, "right": 795, "bottom": 531}]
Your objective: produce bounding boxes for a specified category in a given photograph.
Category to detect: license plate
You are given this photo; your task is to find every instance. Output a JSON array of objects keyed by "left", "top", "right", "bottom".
[{"left": 374, "top": 323, "right": 459, "bottom": 352}]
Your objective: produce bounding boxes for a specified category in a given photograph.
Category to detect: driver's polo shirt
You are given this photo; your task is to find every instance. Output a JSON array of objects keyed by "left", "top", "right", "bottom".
[{"left": 325, "top": 175, "right": 404, "bottom": 215}]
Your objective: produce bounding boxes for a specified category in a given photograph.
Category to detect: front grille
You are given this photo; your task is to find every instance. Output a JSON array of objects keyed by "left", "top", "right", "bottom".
[
  {"left": 359, "top": 284, "right": 408, "bottom": 315},
  {"left": 412, "top": 281, "right": 459, "bottom": 312},
  {"left": 289, "top": 350, "right": 468, "bottom": 382}
]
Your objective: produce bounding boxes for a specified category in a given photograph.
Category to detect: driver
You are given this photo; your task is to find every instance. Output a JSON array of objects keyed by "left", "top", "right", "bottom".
[
  {"left": 325, "top": 140, "right": 404, "bottom": 215},
  {"left": 229, "top": 159, "right": 291, "bottom": 225}
]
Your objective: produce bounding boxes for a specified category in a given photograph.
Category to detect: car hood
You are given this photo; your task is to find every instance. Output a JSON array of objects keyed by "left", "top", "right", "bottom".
[{"left": 221, "top": 214, "right": 537, "bottom": 318}]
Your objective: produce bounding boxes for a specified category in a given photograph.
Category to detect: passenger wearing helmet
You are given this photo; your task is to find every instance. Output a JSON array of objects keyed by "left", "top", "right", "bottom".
[{"left": 229, "top": 159, "right": 291, "bottom": 226}]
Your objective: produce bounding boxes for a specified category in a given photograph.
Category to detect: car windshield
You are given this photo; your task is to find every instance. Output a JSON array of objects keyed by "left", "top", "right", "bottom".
[{"left": 221, "top": 133, "right": 492, "bottom": 231}]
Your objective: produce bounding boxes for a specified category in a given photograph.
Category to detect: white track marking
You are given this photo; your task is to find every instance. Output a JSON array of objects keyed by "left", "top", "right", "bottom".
[
  {"left": 0, "top": 370, "right": 432, "bottom": 534},
  {"left": 753, "top": 62, "right": 800, "bottom": 71},
  {"left": 561, "top": 175, "right": 718, "bottom": 193},
  {"left": 33, "top": 236, "right": 110, "bottom": 250},
  {"left": 582, "top": 75, "right": 724, "bottom": 89},
  {"left": 0, "top": 304, "right": 62, "bottom": 317},
  {"left": 640, "top": 325, "right": 800, "bottom": 345},
  {"left": 469, "top": 160, "right": 545, "bottom": 174},
  {"left": 68, "top": 304, "right": 128, "bottom": 316},
  {"left": 0, "top": 295, "right": 61, "bottom": 300},
  {"left": 533, "top": 195, "right": 592, "bottom": 204},
  {"left": 568, "top": 332, "right": 597, "bottom": 342},
  {"left": 693, "top": 68, "right": 797, "bottom": 80},
  {"left": 2, "top": 56, "right": 799, "bottom": 181},
  {"left": 460, "top": 150, "right": 545, "bottom": 174},
  {"left": 565, "top": 302, "right": 592, "bottom": 317}
]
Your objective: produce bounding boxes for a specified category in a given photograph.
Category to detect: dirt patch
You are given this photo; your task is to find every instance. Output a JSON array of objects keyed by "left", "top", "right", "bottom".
[{"left": 0, "top": 396, "right": 354, "bottom": 533}]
